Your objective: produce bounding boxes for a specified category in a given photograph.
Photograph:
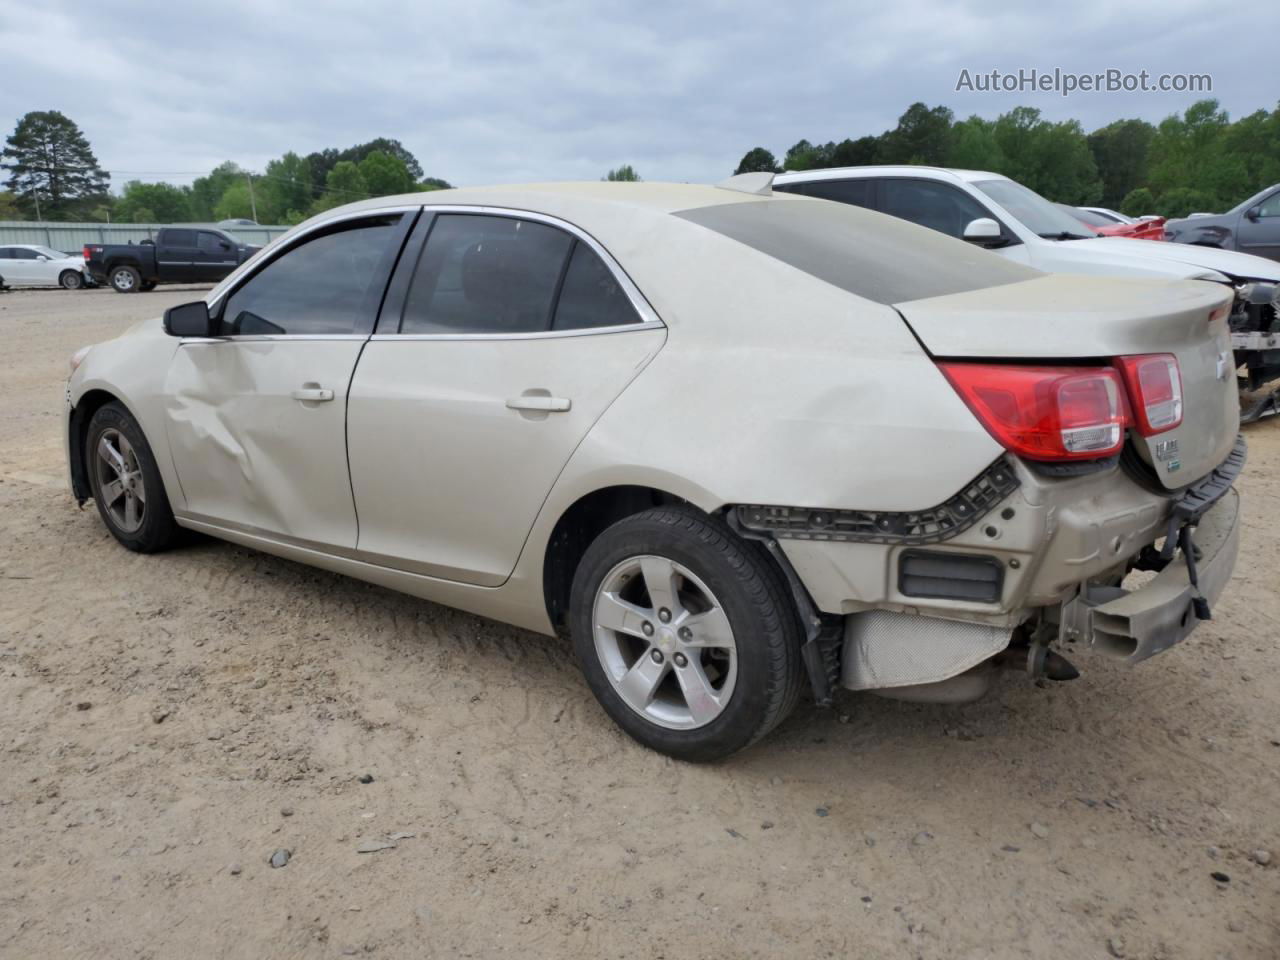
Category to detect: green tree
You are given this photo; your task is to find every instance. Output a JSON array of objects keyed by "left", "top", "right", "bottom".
[
  {"left": 1148, "top": 100, "right": 1231, "bottom": 207},
  {"left": 1155, "top": 186, "right": 1216, "bottom": 219},
  {"left": 830, "top": 136, "right": 880, "bottom": 167},
  {"left": 190, "top": 162, "right": 245, "bottom": 221},
  {"left": 1119, "top": 187, "right": 1157, "bottom": 217},
  {"left": 0, "top": 190, "right": 22, "bottom": 219},
  {"left": 419, "top": 176, "right": 452, "bottom": 190},
  {"left": 309, "top": 160, "right": 368, "bottom": 214},
  {"left": 359, "top": 150, "right": 413, "bottom": 196},
  {"left": 305, "top": 138, "right": 424, "bottom": 200},
  {"left": 947, "top": 116, "right": 1004, "bottom": 171},
  {"left": 992, "top": 108, "right": 1100, "bottom": 203},
  {"left": 1, "top": 110, "right": 109, "bottom": 219},
  {"left": 259, "top": 152, "right": 312, "bottom": 223},
  {"left": 115, "top": 180, "right": 193, "bottom": 222},
  {"left": 879, "top": 103, "right": 955, "bottom": 165},
  {"left": 213, "top": 181, "right": 256, "bottom": 221},
  {"left": 603, "top": 165, "right": 641, "bottom": 181},
  {"left": 1087, "top": 119, "right": 1155, "bottom": 209},
  {"left": 782, "top": 139, "right": 835, "bottom": 170},
  {"left": 734, "top": 147, "right": 781, "bottom": 174}
]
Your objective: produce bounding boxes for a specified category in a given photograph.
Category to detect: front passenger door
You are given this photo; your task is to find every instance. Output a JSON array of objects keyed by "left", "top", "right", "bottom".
[
  {"left": 1237, "top": 191, "right": 1280, "bottom": 262},
  {"left": 162, "top": 212, "right": 412, "bottom": 549},
  {"left": 195, "top": 231, "right": 241, "bottom": 281}
]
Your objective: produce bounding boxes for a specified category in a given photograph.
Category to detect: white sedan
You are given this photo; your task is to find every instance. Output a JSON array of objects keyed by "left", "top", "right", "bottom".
[
  {"left": 64, "top": 179, "right": 1243, "bottom": 760},
  {"left": 0, "top": 244, "right": 89, "bottom": 289}
]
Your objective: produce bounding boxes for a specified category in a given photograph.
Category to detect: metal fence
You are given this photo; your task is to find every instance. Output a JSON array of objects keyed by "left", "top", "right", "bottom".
[{"left": 0, "top": 221, "right": 290, "bottom": 253}]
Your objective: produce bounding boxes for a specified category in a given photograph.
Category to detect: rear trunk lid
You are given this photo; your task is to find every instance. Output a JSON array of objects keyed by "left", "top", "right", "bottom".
[{"left": 896, "top": 274, "right": 1238, "bottom": 489}]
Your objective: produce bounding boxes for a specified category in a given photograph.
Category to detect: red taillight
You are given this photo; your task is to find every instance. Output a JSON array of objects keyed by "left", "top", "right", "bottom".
[
  {"left": 940, "top": 363, "right": 1128, "bottom": 461},
  {"left": 83, "top": 245, "right": 93, "bottom": 259},
  {"left": 1114, "top": 353, "right": 1183, "bottom": 436}
]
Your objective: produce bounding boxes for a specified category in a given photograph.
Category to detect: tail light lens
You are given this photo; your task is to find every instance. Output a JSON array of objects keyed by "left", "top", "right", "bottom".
[
  {"left": 940, "top": 363, "right": 1128, "bottom": 461},
  {"left": 1114, "top": 354, "right": 1182, "bottom": 436}
]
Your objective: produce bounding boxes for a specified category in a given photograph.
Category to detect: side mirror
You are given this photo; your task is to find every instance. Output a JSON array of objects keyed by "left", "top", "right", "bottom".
[
  {"left": 1246, "top": 206, "right": 1261, "bottom": 221},
  {"left": 37, "top": 254, "right": 50, "bottom": 261},
  {"left": 962, "top": 217, "right": 1003, "bottom": 244},
  {"left": 163, "top": 300, "right": 215, "bottom": 338}
]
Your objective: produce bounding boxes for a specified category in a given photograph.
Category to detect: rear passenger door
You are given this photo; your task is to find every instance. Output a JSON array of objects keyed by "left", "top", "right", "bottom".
[
  {"left": 346, "top": 210, "right": 666, "bottom": 586},
  {"left": 0, "top": 247, "right": 38, "bottom": 284},
  {"left": 157, "top": 229, "right": 200, "bottom": 282}
]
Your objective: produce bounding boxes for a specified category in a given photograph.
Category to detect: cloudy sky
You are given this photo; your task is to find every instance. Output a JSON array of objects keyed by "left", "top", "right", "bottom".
[{"left": 1, "top": 0, "right": 1275, "bottom": 190}]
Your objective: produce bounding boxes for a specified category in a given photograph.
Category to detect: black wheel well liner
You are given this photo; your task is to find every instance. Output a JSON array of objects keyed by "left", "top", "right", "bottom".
[{"left": 68, "top": 389, "right": 126, "bottom": 504}]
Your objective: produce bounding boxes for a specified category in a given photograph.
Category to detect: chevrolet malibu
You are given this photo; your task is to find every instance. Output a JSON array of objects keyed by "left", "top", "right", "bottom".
[{"left": 64, "top": 179, "right": 1244, "bottom": 761}]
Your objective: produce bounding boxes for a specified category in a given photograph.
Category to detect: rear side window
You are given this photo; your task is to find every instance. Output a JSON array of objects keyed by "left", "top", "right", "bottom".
[
  {"left": 779, "top": 178, "right": 875, "bottom": 210},
  {"left": 220, "top": 215, "right": 402, "bottom": 335},
  {"left": 165, "top": 229, "right": 197, "bottom": 247},
  {"left": 552, "top": 242, "right": 641, "bottom": 330},
  {"left": 399, "top": 214, "right": 640, "bottom": 335},
  {"left": 879, "top": 179, "right": 992, "bottom": 239},
  {"left": 674, "top": 197, "right": 1038, "bottom": 305}
]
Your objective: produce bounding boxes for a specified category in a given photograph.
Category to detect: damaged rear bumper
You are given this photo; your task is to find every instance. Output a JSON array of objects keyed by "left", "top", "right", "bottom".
[{"left": 1065, "top": 484, "right": 1240, "bottom": 664}]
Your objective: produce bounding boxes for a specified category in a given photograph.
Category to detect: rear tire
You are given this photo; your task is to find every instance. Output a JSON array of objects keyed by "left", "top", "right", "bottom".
[
  {"left": 59, "top": 270, "right": 84, "bottom": 290},
  {"left": 110, "top": 266, "right": 141, "bottom": 293},
  {"left": 85, "top": 402, "right": 179, "bottom": 552},
  {"left": 570, "top": 505, "right": 803, "bottom": 762}
]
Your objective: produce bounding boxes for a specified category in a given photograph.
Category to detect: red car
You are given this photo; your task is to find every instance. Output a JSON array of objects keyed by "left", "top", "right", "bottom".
[{"left": 1058, "top": 204, "right": 1166, "bottom": 241}]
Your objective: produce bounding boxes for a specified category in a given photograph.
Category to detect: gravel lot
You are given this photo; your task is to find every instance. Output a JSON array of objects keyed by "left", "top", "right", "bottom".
[{"left": 1, "top": 285, "right": 1278, "bottom": 959}]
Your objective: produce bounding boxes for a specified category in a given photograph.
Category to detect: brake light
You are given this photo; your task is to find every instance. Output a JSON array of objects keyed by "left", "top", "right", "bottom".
[
  {"left": 940, "top": 363, "right": 1128, "bottom": 461},
  {"left": 1114, "top": 353, "right": 1182, "bottom": 435},
  {"left": 82, "top": 245, "right": 91, "bottom": 259}
]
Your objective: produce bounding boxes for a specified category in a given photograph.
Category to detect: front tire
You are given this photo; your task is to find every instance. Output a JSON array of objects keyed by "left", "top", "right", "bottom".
[
  {"left": 570, "top": 505, "right": 803, "bottom": 762},
  {"left": 59, "top": 270, "right": 84, "bottom": 290},
  {"left": 85, "top": 402, "right": 179, "bottom": 552},
  {"left": 110, "top": 266, "right": 141, "bottom": 293}
]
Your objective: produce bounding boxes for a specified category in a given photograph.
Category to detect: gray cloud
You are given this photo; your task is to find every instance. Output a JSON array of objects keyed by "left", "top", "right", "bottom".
[{"left": 1, "top": 0, "right": 1274, "bottom": 190}]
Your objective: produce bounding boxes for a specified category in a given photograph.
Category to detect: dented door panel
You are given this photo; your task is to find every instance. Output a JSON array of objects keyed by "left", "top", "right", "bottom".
[{"left": 162, "top": 338, "right": 365, "bottom": 548}]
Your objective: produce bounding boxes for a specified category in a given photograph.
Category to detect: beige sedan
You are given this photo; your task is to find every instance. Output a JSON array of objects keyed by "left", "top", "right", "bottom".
[{"left": 64, "top": 178, "right": 1243, "bottom": 760}]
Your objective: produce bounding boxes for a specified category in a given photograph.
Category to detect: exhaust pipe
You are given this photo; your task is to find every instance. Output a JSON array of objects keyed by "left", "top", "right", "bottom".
[{"left": 994, "top": 643, "right": 1080, "bottom": 682}]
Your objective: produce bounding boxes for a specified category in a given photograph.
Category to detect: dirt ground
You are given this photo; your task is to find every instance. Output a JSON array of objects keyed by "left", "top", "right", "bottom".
[{"left": 1, "top": 285, "right": 1277, "bottom": 960}]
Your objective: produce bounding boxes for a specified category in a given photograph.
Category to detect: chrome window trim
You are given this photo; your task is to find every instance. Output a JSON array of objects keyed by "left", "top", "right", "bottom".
[
  {"left": 368, "top": 319, "right": 665, "bottom": 343},
  {"left": 383, "top": 203, "right": 664, "bottom": 335},
  {"left": 204, "top": 204, "right": 423, "bottom": 312},
  {"left": 177, "top": 334, "right": 371, "bottom": 344}
]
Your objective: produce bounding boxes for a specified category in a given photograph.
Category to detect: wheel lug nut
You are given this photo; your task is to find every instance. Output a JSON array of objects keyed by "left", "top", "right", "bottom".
[
  {"left": 650, "top": 649, "right": 664, "bottom": 664},
  {"left": 641, "top": 621, "right": 655, "bottom": 637},
  {"left": 673, "top": 652, "right": 688, "bottom": 668},
  {"left": 658, "top": 608, "right": 671, "bottom": 623},
  {"left": 678, "top": 627, "right": 692, "bottom": 642}
]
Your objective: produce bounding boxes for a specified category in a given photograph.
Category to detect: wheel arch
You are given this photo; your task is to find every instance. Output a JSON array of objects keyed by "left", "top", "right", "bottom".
[
  {"left": 542, "top": 484, "right": 694, "bottom": 630},
  {"left": 68, "top": 388, "right": 134, "bottom": 503}
]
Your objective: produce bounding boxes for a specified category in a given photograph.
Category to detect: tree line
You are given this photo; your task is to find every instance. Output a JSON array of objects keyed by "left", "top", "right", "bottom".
[
  {"left": 0, "top": 111, "right": 453, "bottom": 224},
  {"left": 734, "top": 99, "right": 1280, "bottom": 218},
  {"left": 5, "top": 100, "right": 1279, "bottom": 224}
]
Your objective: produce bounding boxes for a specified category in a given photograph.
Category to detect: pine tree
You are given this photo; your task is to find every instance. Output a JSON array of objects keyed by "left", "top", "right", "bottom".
[{"left": 2, "top": 111, "right": 109, "bottom": 220}]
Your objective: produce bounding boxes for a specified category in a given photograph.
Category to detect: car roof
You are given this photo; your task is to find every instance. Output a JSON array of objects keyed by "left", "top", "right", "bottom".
[
  {"left": 320, "top": 181, "right": 765, "bottom": 221},
  {"left": 774, "top": 165, "right": 1007, "bottom": 185}
]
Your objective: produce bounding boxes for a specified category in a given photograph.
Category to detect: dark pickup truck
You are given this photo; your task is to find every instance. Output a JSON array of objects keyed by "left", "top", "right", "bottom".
[{"left": 84, "top": 227, "right": 261, "bottom": 293}]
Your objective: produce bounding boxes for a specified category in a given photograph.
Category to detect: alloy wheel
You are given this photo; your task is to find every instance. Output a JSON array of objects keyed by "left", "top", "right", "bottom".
[
  {"left": 592, "top": 555, "right": 738, "bottom": 730},
  {"left": 94, "top": 428, "right": 146, "bottom": 532}
]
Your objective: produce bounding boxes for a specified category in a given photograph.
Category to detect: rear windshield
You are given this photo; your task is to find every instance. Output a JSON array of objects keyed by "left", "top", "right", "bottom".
[{"left": 673, "top": 197, "right": 1038, "bottom": 305}]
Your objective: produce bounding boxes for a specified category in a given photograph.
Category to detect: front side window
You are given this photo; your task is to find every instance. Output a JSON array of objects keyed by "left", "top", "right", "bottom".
[
  {"left": 880, "top": 179, "right": 993, "bottom": 239},
  {"left": 219, "top": 216, "right": 401, "bottom": 336},
  {"left": 1257, "top": 192, "right": 1280, "bottom": 218},
  {"left": 9, "top": 247, "right": 39, "bottom": 260},
  {"left": 401, "top": 215, "right": 573, "bottom": 335},
  {"left": 198, "top": 232, "right": 231, "bottom": 254}
]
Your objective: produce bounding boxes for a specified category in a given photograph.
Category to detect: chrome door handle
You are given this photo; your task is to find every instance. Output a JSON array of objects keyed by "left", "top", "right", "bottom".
[
  {"left": 291, "top": 387, "right": 334, "bottom": 402},
  {"left": 506, "top": 396, "right": 571, "bottom": 412}
]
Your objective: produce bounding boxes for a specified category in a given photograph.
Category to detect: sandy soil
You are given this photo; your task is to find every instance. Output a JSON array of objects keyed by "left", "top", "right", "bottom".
[{"left": 1, "top": 285, "right": 1277, "bottom": 960}]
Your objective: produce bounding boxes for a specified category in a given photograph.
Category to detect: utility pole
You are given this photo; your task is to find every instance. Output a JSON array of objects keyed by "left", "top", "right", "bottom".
[
  {"left": 245, "top": 173, "right": 258, "bottom": 223},
  {"left": 32, "top": 188, "right": 41, "bottom": 221}
]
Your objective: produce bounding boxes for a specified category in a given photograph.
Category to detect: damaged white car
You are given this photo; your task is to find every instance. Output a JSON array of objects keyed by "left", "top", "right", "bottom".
[{"left": 64, "top": 180, "right": 1244, "bottom": 760}]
